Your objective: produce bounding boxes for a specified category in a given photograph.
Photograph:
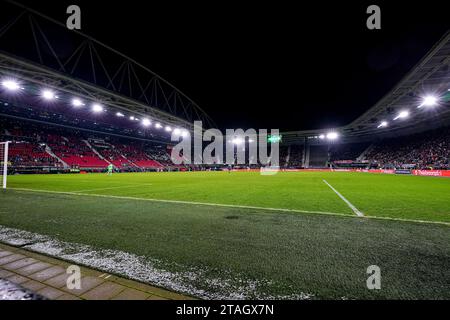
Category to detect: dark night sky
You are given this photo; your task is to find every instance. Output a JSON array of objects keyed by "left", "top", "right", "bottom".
[{"left": 9, "top": 1, "right": 450, "bottom": 131}]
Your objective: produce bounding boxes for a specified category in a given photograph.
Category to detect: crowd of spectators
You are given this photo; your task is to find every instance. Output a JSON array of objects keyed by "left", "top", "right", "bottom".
[
  {"left": 8, "top": 142, "right": 59, "bottom": 167},
  {"left": 330, "top": 142, "right": 370, "bottom": 162},
  {"left": 1, "top": 117, "right": 173, "bottom": 170},
  {"left": 365, "top": 126, "right": 450, "bottom": 169},
  {"left": 2, "top": 116, "right": 449, "bottom": 171},
  {"left": 287, "top": 145, "right": 303, "bottom": 168}
]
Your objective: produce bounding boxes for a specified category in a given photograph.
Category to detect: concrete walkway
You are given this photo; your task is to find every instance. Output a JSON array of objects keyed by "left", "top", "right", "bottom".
[{"left": 0, "top": 242, "right": 193, "bottom": 300}]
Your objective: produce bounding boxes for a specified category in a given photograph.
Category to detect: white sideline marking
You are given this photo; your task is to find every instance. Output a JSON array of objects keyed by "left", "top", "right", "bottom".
[
  {"left": 323, "top": 180, "right": 364, "bottom": 217},
  {"left": 6, "top": 187, "right": 450, "bottom": 226},
  {"left": 75, "top": 184, "right": 152, "bottom": 193},
  {"left": 8, "top": 187, "right": 347, "bottom": 217}
]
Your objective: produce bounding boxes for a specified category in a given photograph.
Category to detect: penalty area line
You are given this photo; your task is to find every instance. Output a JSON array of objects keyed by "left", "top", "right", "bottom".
[
  {"left": 7, "top": 187, "right": 347, "bottom": 217},
  {"left": 323, "top": 180, "right": 364, "bottom": 217}
]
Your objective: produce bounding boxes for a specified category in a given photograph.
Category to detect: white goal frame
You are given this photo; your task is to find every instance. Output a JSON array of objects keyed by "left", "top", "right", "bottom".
[{"left": 1, "top": 141, "right": 10, "bottom": 189}]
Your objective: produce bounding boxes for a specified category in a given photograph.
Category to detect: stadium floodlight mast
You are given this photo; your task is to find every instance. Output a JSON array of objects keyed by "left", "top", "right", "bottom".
[
  {"left": 417, "top": 95, "right": 438, "bottom": 108},
  {"left": 394, "top": 110, "right": 409, "bottom": 120},
  {"left": 377, "top": 121, "right": 388, "bottom": 128},
  {"left": 1, "top": 79, "right": 21, "bottom": 91}
]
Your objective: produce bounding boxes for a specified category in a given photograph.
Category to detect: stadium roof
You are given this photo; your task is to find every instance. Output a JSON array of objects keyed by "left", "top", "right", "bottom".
[
  {"left": 0, "top": 0, "right": 216, "bottom": 132},
  {"left": 282, "top": 30, "right": 450, "bottom": 144}
]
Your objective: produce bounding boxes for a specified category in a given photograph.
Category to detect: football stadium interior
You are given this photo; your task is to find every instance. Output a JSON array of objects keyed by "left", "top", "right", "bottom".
[{"left": 0, "top": 1, "right": 449, "bottom": 301}]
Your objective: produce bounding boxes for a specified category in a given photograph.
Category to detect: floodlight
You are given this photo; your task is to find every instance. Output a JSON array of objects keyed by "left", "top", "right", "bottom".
[
  {"left": 377, "top": 121, "right": 388, "bottom": 128},
  {"left": 155, "top": 123, "right": 162, "bottom": 129},
  {"left": 92, "top": 104, "right": 104, "bottom": 113},
  {"left": 418, "top": 95, "right": 438, "bottom": 108},
  {"left": 42, "top": 89, "right": 56, "bottom": 100},
  {"left": 130, "top": 116, "right": 135, "bottom": 121},
  {"left": 181, "top": 130, "right": 189, "bottom": 138},
  {"left": 394, "top": 110, "right": 409, "bottom": 120},
  {"left": 232, "top": 137, "right": 244, "bottom": 145},
  {"left": 1, "top": 79, "right": 20, "bottom": 91},
  {"left": 319, "top": 134, "right": 325, "bottom": 139},
  {"left": 71, "top": 98, "right": 84, "bottom": 107},
  {"left": 326, "top": 132, "right": 338, "bottom": 140},
  {"left": 142, "top": 118, "right": 151, "bottom": 127},
  {"left": 165, "top": 126, "right": 172, "bottom": 132},
  {"left": 116, "top": 112, "right": 125, "bottom": 117}
]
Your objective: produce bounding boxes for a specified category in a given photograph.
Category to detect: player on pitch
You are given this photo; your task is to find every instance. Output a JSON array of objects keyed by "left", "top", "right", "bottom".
[{"left": 107, "top": 163, "right": 114, "bottom": 176}]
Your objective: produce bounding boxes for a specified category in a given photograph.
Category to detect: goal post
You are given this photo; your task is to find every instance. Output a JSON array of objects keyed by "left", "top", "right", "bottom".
[{"left": 1, "top": 141, "right": 10, "bottom": 189}]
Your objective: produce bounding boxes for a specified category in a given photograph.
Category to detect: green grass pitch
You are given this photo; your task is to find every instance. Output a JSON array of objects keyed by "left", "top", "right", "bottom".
[{"left": 0, "top": 171, "right": 449, "bottom": 299}]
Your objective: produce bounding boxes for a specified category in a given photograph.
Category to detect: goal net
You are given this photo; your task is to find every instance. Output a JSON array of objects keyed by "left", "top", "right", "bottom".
[{"left": 0, "top": 142, "right": 10, "bottom": 189}]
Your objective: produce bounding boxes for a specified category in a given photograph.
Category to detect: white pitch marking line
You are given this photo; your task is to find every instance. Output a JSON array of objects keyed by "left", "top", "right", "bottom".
[
  {"left": 323, "top": 179, "right": 364, "bottom": 217},
  {"left": 8, "top": 187, "right": 347, "bottom": 217},
  {"left": 74, "top": 184, "right": 152, "bottom": 193},
  {"left": 6, "top": 188, "right": 450, "bottom": 226}
]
